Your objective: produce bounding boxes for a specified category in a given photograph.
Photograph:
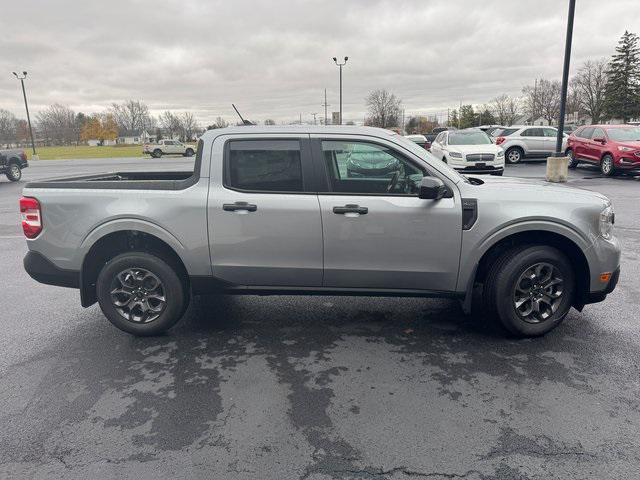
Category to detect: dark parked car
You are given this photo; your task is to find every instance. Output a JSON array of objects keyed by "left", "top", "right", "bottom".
[
  {"left": 345, "top": 143, "right": 401, "bottom": 177},
  {"left": 566, "top": 124, "right": 640, "bottom": 176},
  {"left": 0, "top": 149, "right": 29, "bottom": 181}
]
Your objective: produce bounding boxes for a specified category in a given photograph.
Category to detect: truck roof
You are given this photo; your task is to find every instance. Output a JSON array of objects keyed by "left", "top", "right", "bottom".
[{"left": 200, "top": 125, "right": 399, "bottom": 140}]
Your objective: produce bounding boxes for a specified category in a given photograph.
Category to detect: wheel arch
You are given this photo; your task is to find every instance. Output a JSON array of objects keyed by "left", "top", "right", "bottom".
[
  {"left": 461, "top": 228, "right": 591, "bottom": 313},
  {"left": 80, "top": 229, "right": 190, "bottom": 307}
]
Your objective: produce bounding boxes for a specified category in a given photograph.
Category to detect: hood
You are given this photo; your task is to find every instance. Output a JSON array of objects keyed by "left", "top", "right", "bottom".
[
  {"left": 470, "top": 175, "right": 610, "bottom": 203},
  {"left": 447, "top": 144, "right": 501, "bottom": 154}
]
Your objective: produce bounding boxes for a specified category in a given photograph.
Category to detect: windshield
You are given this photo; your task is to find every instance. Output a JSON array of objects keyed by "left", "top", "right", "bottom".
[
  {"left": 448, "top": 131, "right": 492, "bottom": 145},
  {"left": 391, "top": 134, "right": 464, "bottom": 183},
  {"left": 606, "top": 127, "right": 640, "bottom": 142}
]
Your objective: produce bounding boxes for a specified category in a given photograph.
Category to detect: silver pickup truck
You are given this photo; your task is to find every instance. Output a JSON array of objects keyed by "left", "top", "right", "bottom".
[{"left": 21, "top": 126, "right": 620, "bottom": 337}]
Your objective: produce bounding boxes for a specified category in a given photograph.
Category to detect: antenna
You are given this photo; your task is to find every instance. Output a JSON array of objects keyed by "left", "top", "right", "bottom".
[{"left": 232, "top": 104, "right": 254, "bottom": 125}]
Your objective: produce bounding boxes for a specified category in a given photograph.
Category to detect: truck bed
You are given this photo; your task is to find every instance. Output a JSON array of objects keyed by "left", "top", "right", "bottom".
[{"left": 25, "top": 170, "right": 198, "bottom": 190}]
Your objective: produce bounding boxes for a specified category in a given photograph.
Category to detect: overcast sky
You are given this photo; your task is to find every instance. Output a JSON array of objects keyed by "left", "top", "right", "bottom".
[{"left": 1, "top": 0, "right": 638, "bottom": 125}]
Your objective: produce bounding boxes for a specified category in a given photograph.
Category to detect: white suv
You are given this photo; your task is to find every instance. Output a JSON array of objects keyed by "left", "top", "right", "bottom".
[
  {"left": 429, "top": 129, "right": 505, "bottom": 175},
  {"left": 495, "top": 126, "right": 568, "bottom": 164}
]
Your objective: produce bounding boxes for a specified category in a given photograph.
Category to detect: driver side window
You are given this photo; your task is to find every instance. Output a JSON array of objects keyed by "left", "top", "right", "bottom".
[{"left": 321, "top": 140, "right": 423, "bottom": 195}]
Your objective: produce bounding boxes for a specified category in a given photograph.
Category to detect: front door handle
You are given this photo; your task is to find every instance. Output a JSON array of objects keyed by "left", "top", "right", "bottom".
[
  {"left": 333, "top": 204, "right": 368, "bottom": 215},
  {"left": 223, "top": 201, "right": 257, "bottom": 212}
]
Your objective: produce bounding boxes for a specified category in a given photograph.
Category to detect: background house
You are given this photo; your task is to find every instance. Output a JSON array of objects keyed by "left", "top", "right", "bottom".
[{"left": 116, "top": 129, "right": 156, "bottom": 145}]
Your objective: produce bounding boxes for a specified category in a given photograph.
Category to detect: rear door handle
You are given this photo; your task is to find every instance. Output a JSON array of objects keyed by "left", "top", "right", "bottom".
[
  {"left": 333, "top": 204, "right": 368, "bottom": 215},
  {"left": 223, "top": 201, "right": 257, "bottom": 212}
]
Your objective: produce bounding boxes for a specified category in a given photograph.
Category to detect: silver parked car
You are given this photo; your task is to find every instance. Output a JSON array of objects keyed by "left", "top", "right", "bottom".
[
  {"left": 21, "top": 126, "right": 619, "bottom": 338},
  {"left": 495, "top": 126, "right": 568, "bottom": 164}
]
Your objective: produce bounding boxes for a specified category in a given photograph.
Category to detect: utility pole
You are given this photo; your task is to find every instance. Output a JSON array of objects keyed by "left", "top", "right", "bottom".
[
  {"left": 401, "top": 109, "right": 405, "bottom": 134},
  {"left": 322, "top": 89, "right": 330, "bottom": 125},
  {"left": 12, "top": 71, "right": 37, "bottom": 157},
  {"left": 333, "top": 56, "right": 348, "bottom": 125},
  {"left": 299, "top": 113, "right": 302, "bottom": 125}
]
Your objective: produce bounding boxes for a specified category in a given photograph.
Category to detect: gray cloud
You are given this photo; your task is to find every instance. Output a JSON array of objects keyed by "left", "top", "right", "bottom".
[{"left": 1, "top": 0, "right": 638, "bottom": 124}]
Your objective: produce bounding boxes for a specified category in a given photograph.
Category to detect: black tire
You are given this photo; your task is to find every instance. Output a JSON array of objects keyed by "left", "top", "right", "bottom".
[
  {"left": 566, "top": 149, "right": 579, "bottom": 169},
  {"left": 442, "top": 157, "right": 448, "bottom": 164},
  {"left": 184, "top": 148, "right": 194, "bottom": 157},
  {"left": 505, "top": 147, "right": 523, "bottom": 164},
  {"left": 5, "top": 162, "right": 22, "bottom": 181},
  {"left": 482, "top": 245, "right": 575, "bottom": 337},
  {"left": 96, "top": 252, "right": 187, "bottom": 336},
  {"left": 491, "top": 170, "right": 504, "bottom": 176},
  {"left": 600, "top": 154, "right": 615, "bottom": 177},
  {"left": 152, "top": 149, "right": 162, "bottom": 158}
]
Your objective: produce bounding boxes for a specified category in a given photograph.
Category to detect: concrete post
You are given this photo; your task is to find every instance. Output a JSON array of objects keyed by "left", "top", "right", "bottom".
[{"left": 546, "top": 156, "right": 569, "bottom": 183}]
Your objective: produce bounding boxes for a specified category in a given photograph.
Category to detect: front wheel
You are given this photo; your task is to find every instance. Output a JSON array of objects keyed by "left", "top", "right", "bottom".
[
  {"left": 96, "top": 252, "right": 187, "bottom": 336},
  {"left": 567, "top": 149, "right": 579, "bottom": 169},
  {"left": 152, "top": 149, "right": 162, "bottom": 158},
  {"left": 505, "top": 147, "right": 523, "bottom": 164},
  {"left": 6, "top": 163, "right": 22, "bottom": 181},
  {"left": 600, "top": 154, "right": 615, "bottom": 177},
  {"left": 483, "top": 245, "right": 575, "bottom": 337}
]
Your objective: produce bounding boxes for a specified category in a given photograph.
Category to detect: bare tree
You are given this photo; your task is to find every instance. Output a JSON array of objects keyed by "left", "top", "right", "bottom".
[
  {"left": 364, "top": 89, "right": 402, "bottom": 128},
  {"left": 180, "top": 112, "right": 199, "bottom": 141},
  {"left": 207, "top": 116, "right": 229, "bottom": 129},
  {"left": 36, "top": 104, "right": 76, "bottom": 145},
  {"left": 489, "top": 94, "right": 520, "bottom": 126},
  {"left": 109, "top": 100, "right": 151, "bottom": 133},
  {"left": 159, "top": 111, "right": 181, "bottom": 139},
  {"left": 572, "top": 59, "right": 608, "bottom": 124},
  {"left": 0, "top": 109, "right": 17, "bottom": 147},
  {"left": 522, "top": 79, "right": 561, "bottom": 125}
]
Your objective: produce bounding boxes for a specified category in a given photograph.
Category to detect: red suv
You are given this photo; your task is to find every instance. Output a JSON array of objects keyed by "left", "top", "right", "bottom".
[{"left": 566, "top": 124, "right": 640, "bottom": 176}]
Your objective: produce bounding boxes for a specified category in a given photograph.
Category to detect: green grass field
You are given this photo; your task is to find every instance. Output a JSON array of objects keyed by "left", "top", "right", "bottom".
[{"left": 25, "top": 145, "right": 145, "bottom": 160}]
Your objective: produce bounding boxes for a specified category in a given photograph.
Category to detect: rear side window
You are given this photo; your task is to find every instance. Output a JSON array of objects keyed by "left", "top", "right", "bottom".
[
  {"left": 497, "top": 128, "right": 518, "bottom": 136},
  {"left": 521, "top": 128, "right": 543, "bottom": 137},
  {"left": 226, "top": 140, "right": 303, "bottom": 192},
  {"left": 578, "top": 127, "right": 594, "bottom": 139},
  {"left": 591, "top": 128, "right": 606, "bottom": 139}
]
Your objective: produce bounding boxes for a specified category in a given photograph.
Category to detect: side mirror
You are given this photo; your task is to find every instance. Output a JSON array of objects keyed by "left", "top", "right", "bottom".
[{"left": 418, "top": 176, "right": 448, "bottom": 200}]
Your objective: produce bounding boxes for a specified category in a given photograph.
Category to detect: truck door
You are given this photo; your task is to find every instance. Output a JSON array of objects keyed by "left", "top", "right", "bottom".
[
  {"left": 207, "top": 135, "right": 323, "bottom": 286},
  {"left": 311, "top": 135, "right": 462, "bottom": 292}
]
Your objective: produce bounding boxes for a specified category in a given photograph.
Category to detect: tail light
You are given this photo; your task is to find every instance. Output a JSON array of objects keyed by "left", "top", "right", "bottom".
[
  {"left": 496, "top": 136, "right": 506, "bottom": 145},
  {"left": 20, "top": 197, "right": 42, "bottom": 238}
]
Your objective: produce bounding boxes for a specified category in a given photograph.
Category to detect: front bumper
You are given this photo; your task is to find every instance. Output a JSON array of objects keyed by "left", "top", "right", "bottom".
[
  {"left": 584, "top": 266, "right": 620, "bottom": 304},
  {"left": 24, "top": 251, "right": 79, "bottom": 288},
  {"left": 452, "top": 164, "right": 505, "bottom": 174}
]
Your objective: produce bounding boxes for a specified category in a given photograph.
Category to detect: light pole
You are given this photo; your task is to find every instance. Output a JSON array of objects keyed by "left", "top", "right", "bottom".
[
  {"left": 12, "top": 71, "right": 37, "bottom": 156},
  {"left": 333, "top": 56, "right": 348, "bottom": 125},
  {"left": 554, "top": 0, "right": 576, "bottom": 155}
]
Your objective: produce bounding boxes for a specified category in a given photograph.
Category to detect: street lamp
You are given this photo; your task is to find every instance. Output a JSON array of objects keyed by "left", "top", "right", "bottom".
[
  {"left": 333, "top": 56, "right": 348, "bottom": 125},
  {"left": 12, "top": 71, "right": 37, "bottom": 157}
]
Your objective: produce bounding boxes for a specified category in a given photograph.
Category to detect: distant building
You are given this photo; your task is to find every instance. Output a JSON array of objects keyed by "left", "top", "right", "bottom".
[{"left": 116, "top": 129, "right": 156, "bottom": 145}]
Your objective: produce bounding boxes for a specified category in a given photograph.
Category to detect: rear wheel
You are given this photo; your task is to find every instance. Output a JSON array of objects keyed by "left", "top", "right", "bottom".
[
  {"left": 600, "top": 154, "right": 615, "bottom": 177},
  {"left": 184, "top": 148, "right": 194, "bottom": 157},
  {"left": 483, "top": 245, "right": 575, "bottom": 337},
  {"left": 96, "top": 252, "right": 187, "bottom": 336},
  {"left": 152, "top": 149, "right": 162, "bottom": 158},
  {"left": 5, "top": 162, "right": 22, "bottom": 181},
  {"left": 505, "top": 147, "right": 523, "bottom": 164},
  {"left": 567, "top": 149, "right": 579, "bottom": 169}
]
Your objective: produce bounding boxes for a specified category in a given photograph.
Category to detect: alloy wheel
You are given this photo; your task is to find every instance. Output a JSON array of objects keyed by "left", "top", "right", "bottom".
[
  {"left": 507, "top": 149, "right": 521, "bottom": 163},
  {"left": 110, "top": 268, "right": 166, "bottom": 323},
  {"left": 602, "top": 157, "right": 613, "bottom": 175},
  {"left": 512, "top": 262, "right": 564, "bottom": 324}
]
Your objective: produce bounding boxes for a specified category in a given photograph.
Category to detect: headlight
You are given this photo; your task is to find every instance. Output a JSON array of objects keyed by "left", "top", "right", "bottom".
[
  {"left": 599, "top": 205, "right": 615, "bottom": 240},
  {"left": 449, "top": 151, "right": 462, "bottom": 158},
  {"left": 496, "top": 150, "right": 505, "bottom": 157},
  {"left": 618, "top": 146, "right": 634, "bottom": 152}
]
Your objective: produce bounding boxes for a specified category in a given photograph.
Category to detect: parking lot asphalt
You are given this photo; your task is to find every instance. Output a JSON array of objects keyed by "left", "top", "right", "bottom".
[{"left": 1, "top": 157, "right": 639, "bottom": 479}]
